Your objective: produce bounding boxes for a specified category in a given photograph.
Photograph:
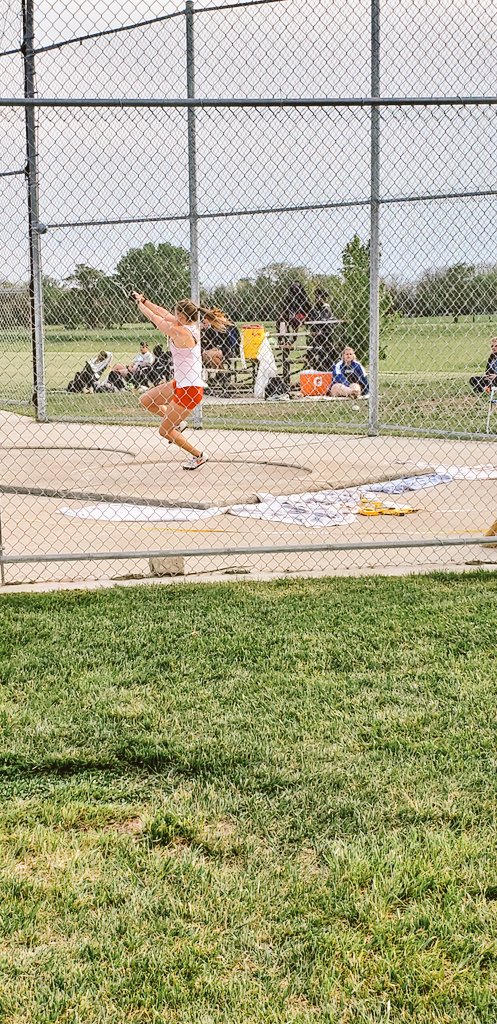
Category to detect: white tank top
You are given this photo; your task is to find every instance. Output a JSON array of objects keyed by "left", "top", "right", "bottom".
[{"left": 170, "top": 323, "right": 203, "bottom": 388}]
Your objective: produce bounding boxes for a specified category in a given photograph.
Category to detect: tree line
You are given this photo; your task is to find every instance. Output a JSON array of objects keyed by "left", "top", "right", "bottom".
[
  {"left": 389, "top": 263, "right": 497, "bottom": 320},
  {"left": 0, "top": 236, "right": 396, "bottom": 362},
  {"left": 2, "top": 238, "right": 497, "bottom": 361}
]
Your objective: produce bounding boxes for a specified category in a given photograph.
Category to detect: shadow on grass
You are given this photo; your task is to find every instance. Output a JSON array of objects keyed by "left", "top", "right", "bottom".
[{"left": 0, "top": 741, "right": 295, "bottom": 794}]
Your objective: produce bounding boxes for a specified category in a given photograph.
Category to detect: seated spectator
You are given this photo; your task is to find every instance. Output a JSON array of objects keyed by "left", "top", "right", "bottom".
[
  {"left": 67, "top": 350, "right": 112, "bottom": 392},
  {"left": 146, "top": 344, "right": 173, "bottom": 386},
  {"left": 306, "top": 288, "right": 341, "bottom": 371},
  {"left": 201, "top": 330, "right": 223, "bottom": 369},
  {"left": 107, "top": 340, "right": 154, "bottom": 389},
  {"left": 470, "top": 338, "right": 497, "bottom": 393},
  {"left": 201, "top": 322, "right": 240, "bottom": 368},
  {"left": 329, "top": 346, "right": 369, "bottom": 398},
  {"left": 89, "top": 350, "right": 112, "bottom": 378}
]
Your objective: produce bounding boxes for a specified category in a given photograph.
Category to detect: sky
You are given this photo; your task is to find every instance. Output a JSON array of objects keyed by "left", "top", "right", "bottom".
[{"left": 1, "top": 0, "right": 497, "bottom": 288}]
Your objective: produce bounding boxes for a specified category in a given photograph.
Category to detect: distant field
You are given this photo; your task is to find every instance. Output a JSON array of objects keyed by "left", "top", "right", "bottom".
[{"left": 1, "top": 316, "right": 497, "bottom": 436}]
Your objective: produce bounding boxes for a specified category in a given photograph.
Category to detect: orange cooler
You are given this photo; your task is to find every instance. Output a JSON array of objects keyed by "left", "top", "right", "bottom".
[
  {"left": 241, "top": 324, "right": 265, "bottom": 359},
  {"left": 300, "top": 371, "right": 333, "bottom": 396}
]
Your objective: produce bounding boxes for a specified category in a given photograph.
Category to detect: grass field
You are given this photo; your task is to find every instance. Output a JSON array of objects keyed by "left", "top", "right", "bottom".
[
  {"left": 2, "top": 316, "right": 497, "bottom": 436},
  {"left": 1, "top": 572, "right": 497, "bottom": 1023}
]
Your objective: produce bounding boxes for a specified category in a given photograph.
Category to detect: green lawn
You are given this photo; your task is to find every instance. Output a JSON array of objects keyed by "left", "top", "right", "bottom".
[
  {"left": 1, "top": 573, "right": 497, "bottom": 1022},
  {"left": 2, "top": 316, "right": 497, "bottom": 436}
]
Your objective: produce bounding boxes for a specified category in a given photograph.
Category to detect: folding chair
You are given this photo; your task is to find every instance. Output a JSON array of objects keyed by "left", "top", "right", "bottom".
[{"left": 486, "top": 386, "right": 497, "bottom": 434}]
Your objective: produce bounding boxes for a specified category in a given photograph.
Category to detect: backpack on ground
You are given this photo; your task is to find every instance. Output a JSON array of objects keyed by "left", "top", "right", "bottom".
[{"left": 264, "top": 375, "right": 288, "bottom": 400}]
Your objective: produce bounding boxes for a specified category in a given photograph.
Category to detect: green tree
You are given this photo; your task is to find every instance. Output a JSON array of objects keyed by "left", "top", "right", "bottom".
[
  {"left": 42, "top": 276, "right": 67, "bottom": 326},
  {"left": 55, "top": 265, "right": 130, "bottom": 328},
  {"left": 473, "top": 269, "right": 497, "bottom": 316},
  {"left": 0, "top": 280, "right": 30, "bottom": 328},
  {"left": 341, "top": 234, "right": 398, "bottom": 361},
  {"left": 116, "top": 242, "right": 190, "bottom": 309},
  {"left": 206, "top": 263, "right": 314, "bottom": 322},
  {"left": 386, "top": 278, "right": 416, "bottom": 317},
  {"left": 414, "top": 264, "right": 477, "bottom": 319},
  {"left": 444, "top": 264, "right": 475, "bottom": 321}
]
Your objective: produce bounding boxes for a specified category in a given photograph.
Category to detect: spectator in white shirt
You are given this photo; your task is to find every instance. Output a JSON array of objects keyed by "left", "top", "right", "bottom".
[{"left": 108, "top": 341, "right": 154, "bottom": 388}]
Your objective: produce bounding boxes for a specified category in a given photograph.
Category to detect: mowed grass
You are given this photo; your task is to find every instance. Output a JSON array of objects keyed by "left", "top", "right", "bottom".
[
  {"left": 1, "top": 573, "right": 497, "bottom": 1022},
  {"left": 2, "top": 316, "right": 497, "bottom": 435}
]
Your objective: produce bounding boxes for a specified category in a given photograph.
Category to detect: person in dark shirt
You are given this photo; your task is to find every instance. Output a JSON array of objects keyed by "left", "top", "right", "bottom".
[
  {"left": 306, "top": 289, "right": 342, "bottom": 371},
  {"left": 277, "top": 281, "right": 312, "bottom": 348},
  {"left": 469, "top": 338, "right": 497, "bottom": 393},
  {"left": 147, "top": 344, "right": 173, "bottom": 385},
  {"left": 201, "top": 323, "right": 240, "bottom": 368}
]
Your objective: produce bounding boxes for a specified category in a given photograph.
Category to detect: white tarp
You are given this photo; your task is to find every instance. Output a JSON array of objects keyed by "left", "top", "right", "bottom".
[
  {"left": 59, "top": 464, "right": 497, "bottom": 527},
  {"left": 60, "top": 503, "right": 226, "bottom": 522}
]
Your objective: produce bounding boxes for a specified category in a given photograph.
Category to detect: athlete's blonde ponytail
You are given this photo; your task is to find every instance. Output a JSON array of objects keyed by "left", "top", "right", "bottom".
[
  {"left": 198, "top": 305, "right": 231, "bottom": 331},
  {"left": 175, "top": 298, "right": 231, "bottom": 331}
]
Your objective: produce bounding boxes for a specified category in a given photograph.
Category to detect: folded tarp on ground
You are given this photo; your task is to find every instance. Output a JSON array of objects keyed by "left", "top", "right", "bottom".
[
  {"left": 59, "top": 464, "right": 497, "bottom": 527},
  {"left": 60, "top": 503, "right": 226, "bottom": 522}
]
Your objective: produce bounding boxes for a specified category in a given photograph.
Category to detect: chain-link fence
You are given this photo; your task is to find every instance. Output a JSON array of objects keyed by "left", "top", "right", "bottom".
[{"left": 1, "top": 0, "right": 497, "bottom": 585}]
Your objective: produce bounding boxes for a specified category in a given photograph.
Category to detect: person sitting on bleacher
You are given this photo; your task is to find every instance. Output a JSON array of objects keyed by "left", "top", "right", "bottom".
[
  {"left": 329, "top": 346, "right": 369, "bottom": 398},
  {"left": 201, "top": 322, "right": 240, "bottom": 369},
  {"left": 469, "top": 338, "right": 497, "bottom": 394}
]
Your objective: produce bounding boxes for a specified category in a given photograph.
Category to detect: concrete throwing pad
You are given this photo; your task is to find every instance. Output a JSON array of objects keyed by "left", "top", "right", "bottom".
[
  {"left": 0, "top": 447, "right": 312, "bottom": 506},
  {"left": 1, "top": 410, "right": 497, "bottom": 587},
  {"left": 57, "top": 467, "right": 497, "bottom": 528}
]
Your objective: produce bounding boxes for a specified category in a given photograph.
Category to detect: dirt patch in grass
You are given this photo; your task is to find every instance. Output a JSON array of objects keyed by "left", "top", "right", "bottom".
[{"left": 102, "top": 815, "right": 144, "bottom": 835}]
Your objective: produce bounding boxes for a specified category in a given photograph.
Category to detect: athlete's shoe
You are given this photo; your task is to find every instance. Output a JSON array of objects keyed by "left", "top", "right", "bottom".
[{"left": 182, "top": 453, "right": 208, "bottom": 470}]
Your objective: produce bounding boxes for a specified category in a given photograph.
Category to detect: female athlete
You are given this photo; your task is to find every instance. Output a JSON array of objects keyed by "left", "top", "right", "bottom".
[{"left": 133, "top": 294, "right": 229, "bottom": 469}]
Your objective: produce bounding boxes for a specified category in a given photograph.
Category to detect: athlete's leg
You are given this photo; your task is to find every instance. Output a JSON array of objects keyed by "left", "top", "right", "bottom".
[
  {"left": 159, "top": 401, "right": 202, "bottom": 457},
  {"left": 139, "top": 380, "right": 175, "bottom": 417}
]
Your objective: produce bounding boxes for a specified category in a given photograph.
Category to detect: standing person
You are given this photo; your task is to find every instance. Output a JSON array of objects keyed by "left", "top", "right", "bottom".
[
  {"left": 277, "top": 281, "right": 312, "bottom": 349},
  {"left": 330, "top": 346, "right": 369, "bottom": 398},
  {"left": 306, "top": 288, "right": 342, "bottom": 371},
  {"left": 133, "top": 294, "right": 230, "bottom": 470},
  {"left": 277, "top": 281, "right": 312, "bottom": 392}
]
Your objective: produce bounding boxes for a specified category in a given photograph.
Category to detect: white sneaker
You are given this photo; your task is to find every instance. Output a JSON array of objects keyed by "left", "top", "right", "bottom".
[{"left": 182, "top": 453, "right": 208, "bottom": 470}]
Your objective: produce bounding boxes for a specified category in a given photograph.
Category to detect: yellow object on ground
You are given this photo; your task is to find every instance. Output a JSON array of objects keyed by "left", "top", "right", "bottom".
[{"left": 358, "top": 498, "right": 418, "bottom": 517}]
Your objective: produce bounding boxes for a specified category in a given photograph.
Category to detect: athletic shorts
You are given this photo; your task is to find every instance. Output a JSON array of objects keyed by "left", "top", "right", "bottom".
[{"left": 172, "top": 381, "right": 204, "bottom": 410}]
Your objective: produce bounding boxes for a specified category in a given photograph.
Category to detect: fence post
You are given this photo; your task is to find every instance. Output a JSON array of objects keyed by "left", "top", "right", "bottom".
[
  {"left": 0, "top": 505, "right": 5, "bottom": 587},
  {"left": 368, "top": 0, "right": 380, "bottom": 436},
  {"left": 185, "top": 0, "right": 203, "bottom": 429},
  {"left": 22, "top": 0, "right": 47, "bottom": 422}
]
